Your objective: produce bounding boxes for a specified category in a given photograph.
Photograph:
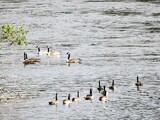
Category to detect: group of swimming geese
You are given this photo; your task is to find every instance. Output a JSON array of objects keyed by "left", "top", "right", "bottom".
[
  {"left": 22, "top": 46, "right": 143, "bottom": 105},
  {"left": 23, "top": 46, "right": 81, "bottom": 64},
  {"left": 49, "top": 76, "right": 143, "bottom": 105}
]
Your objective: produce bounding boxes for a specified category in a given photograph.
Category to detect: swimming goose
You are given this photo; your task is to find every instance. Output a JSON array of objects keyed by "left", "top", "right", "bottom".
[
  {"left": 97, "top": 80, "right": 103, "bottom": 92},
  {"left": 72, "top": 91, "right": 80, "bottom": 102},
  {"left": 135, "top": 76, "right": 143, "bottom": 86},
  {"left": 99, "top": 90, "right": 108, "bottom": 102},
  {"left": 49, "top": 93, "right": 59, "bottom": 105},
  {"left": 36, "top": 46, "right": 48, "bottom": 55},
  {"left": 23, "top": 52, "right": 40, "bottom": 64},
  {"left": 109, "top": 80, "right": 116, "bottom": 91},
  {"left": 47, "top": 46, "right": 61, "bottom": 56},
  {"left": 63, "top": 94, "right": 72, "bottom": 104},
  {"left": 84, "top": 89, "right": 94, "bottom": 100},
  {"left": 66, "top": 52, "right": 81, "bottom": 63}
]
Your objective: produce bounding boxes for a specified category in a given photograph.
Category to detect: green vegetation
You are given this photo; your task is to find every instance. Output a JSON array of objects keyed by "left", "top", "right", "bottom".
[{"left": 0, "top": 24, "right": 29, "bottom": 45}]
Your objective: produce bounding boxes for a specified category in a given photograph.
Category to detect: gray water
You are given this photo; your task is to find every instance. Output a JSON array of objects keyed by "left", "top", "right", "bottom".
[{"left": 0, "top": 0, "right": 160, "bottom": 120}]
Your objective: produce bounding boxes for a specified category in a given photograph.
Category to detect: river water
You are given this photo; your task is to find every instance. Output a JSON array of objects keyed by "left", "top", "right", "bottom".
[{"left": 0, "top": 0, "right": 160, "bottom": 120}]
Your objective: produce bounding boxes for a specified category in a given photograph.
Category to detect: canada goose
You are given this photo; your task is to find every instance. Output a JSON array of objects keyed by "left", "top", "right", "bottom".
[
  {"left": 23, "top": 52, "right": 40, "bottom": 64},
  {"left": 109, "top": 80, "right": 116, "bottom": 91},
  {"left": 63, "top": 94, "right": 72, "bottom": 104},
  {"left": 72, "top": 91, "right": 80, "bottom": 102},
  {"left": 135, "top": 76, "right": 143, "bottom": 86},
  {"left": 47, "top": 46, "right": 61, "bottom": 56},
  {"left": 97, "top": 80, "right": 103, "bottom": 92},
  {"left": 99, "top": 90, "right": 108, "bottom": 102},
  {"left": 36, "top": 46, "right": 48, "bottom": 55},
  {"left": 49, "top": 93, "right": 59, "bottom": 105},
  {"left": 84, "top": 89, "right": 94, "bottom": 100},
  {"left": 66, "top": 52, "right": 81, "bottom": 63}
]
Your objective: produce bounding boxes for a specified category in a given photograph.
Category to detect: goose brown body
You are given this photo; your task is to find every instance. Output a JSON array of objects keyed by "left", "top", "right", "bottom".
[{"left": 23, "top": 52, "right": 40, "bottom": 64}]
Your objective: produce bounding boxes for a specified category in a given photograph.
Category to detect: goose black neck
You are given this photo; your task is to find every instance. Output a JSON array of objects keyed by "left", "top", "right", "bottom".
[
  {"left": 68, "top": 53, "right": 70, "bottom": 60},
  {"left": 104, "top": 90, "right": 106, "bottom": 96},
  {"left": 55, "top": 93, "right": 58, "bottom": 101},
  {"left": 90, "top": 89, "right": 92, "bottom": 96},
  {"left": 103, "top": 86, "right": 106, "bottom": 91},
  {"left": 47, "top": 47, "right": 49, "bottom": 52},
  {"left": 99, "top": 81, "right": 101, "bottom": 87},
  {"left": 137, "top": 76, "right": 139, "bottom": 82},
  {"left": 77, "top": 91, "right": 79, "bottom": 97},
  {"left": 68, "top": 94, "right": 70, "bottom": 100},
  {"left": 25, "top": 53, "right": 28, "bottom": 59},
  {"left": 38, "top": 47, "right": 40, "bottom": 52},
  {"left": 24, "top": 52, "right": 26, "bottom": 60},
  {"left": 112, "top": 80, "right": 114, "bottom": 86}
]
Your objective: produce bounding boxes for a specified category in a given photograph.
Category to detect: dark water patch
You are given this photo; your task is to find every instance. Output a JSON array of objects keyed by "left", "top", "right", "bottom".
[
  {"left": 89, "top": 43, "right": 100, "bottom": 46},
  {"left": 107, "top": 45, "right": 151, "bottom": 48},
  {"left": 1, "top": 0, "right": 28, "bottom": 3},
  {"left": 102, "top": 10, "right": 142, "bottom": 16},
  {"left": 152, "top": 13, "right": 160, "bottom": 16},
  {"left": 142, "top": 22, "right": 153, "bottom": 26},
  {"left": 136, "top": 0, "right": 160, "bottom": 2},
  {"left": 136, "top": 0, "right": 150, "bottom": 2},
  {"left": 30, "top": 10, "right": 55, "bottom": 17},
  {"left": 146, "top": 27, "right": 160, "bottom": 33},
  {"left": 59, "top": 44, "right": 79, "bottom": 47},
  {"left": 0, "top": 7, "right": 20, "bottom": 10},
  {"left": 59, "top": 11, "right": 73, "bottom": 14},
  {"left": 112, "top": 26, "right": 139, "bottom": 31},
  {"left": 85, "top": 0, "right": 128, "bottom": 2},
  {"left": 143, "top": 53, "right": 160, "bottom": 56},
  {"left": 80, "top": 11, "right": 90, "bottom": 14},
  {"left": 137, "top": 57, "right": 160, "bottom": 62},
  {"left": 132, "top": 21, "right": 159, "bottom": 26}
]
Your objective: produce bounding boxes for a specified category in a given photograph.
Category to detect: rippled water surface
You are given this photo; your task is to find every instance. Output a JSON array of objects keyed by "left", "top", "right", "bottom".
[{"left": 0, "top": 0, "right": 160, "bottom": 120}]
